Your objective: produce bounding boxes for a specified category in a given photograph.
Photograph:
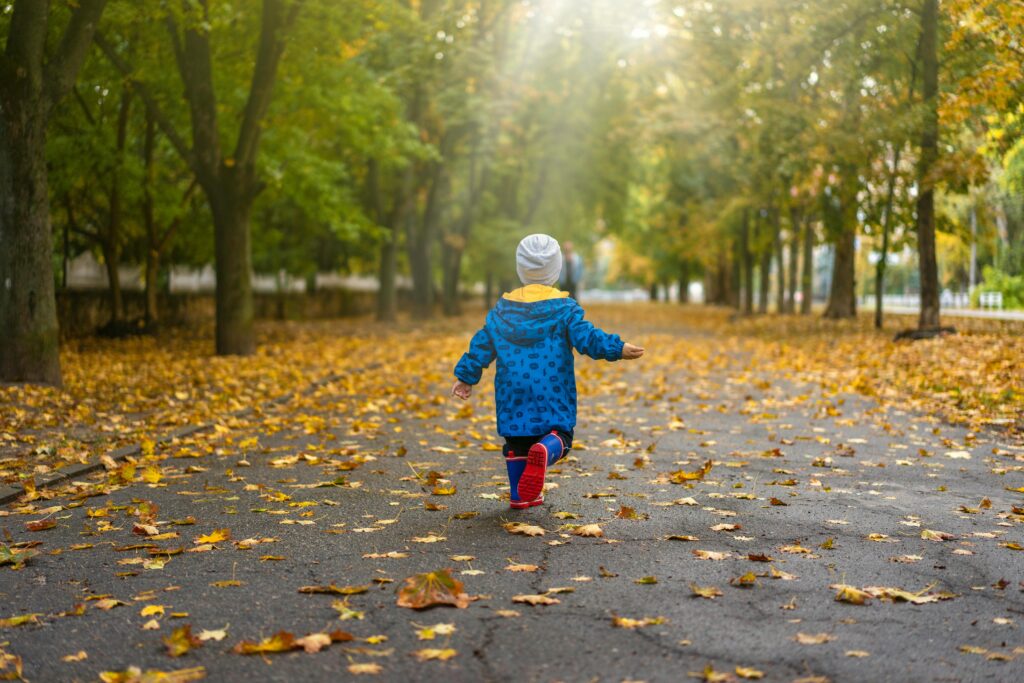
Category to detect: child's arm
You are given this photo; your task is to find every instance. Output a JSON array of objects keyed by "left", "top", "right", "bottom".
[
  {"left": 567, "top": 303, "right": 643, "bottom": 361},
  {"left": 452, "top": 327, "right": 496, "bottom": 400}
]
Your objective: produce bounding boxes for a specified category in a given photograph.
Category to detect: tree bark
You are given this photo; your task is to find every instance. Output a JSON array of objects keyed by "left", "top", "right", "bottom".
[
  {"left": 916, "top": 0, "right": 941, "bottom": 330},
  {"left": 741, "top": 208, "right": 753, "bottom": 314},
  {"left": 209, "top": 183, "right": 255, "bottom": 354},
  {"left": 824, "top": 175, "right": 858, "bottom": 319},
  {"left": 758, "top": 247, "right": 770, "bottom": 315},
  {"left": 875, "top": 147, "right": 901, "bottom": 329},
  {"left": 773, "top": 207, "right": 785, "bottom": 313},
  {"left": 143, "top": 114, "right": 159, "bottom": 328},
  {"left": 103, "top": 87, "right": 132, "bottom": 326},
  {"left": 800, "top": 214, "right": 814, "bottom": 315},
  {"left": 0, "top": 0, "right": 109, "bottom": 386},
  {"left": 678, "top": 262, "right": 690, "bottom": 303},
  {"left": 0, "top": 96, "right": 62, "bottom": 384},
  {"left": 786, "top": 207, "right": 800, "bottom": 313}
]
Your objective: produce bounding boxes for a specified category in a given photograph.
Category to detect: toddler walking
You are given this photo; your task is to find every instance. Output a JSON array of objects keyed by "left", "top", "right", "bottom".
[{"left": 451, "top": 234, "right": 644, "bottom": 508}]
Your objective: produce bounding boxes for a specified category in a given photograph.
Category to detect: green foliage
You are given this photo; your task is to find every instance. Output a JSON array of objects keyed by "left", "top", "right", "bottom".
[{"left": 972, "top": 266, "right": 1024, "bottom": 309}]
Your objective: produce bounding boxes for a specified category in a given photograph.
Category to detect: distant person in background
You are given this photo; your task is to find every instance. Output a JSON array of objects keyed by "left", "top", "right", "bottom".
[{"left": 560, "top": 241, "right": 584, "bottom": 300}]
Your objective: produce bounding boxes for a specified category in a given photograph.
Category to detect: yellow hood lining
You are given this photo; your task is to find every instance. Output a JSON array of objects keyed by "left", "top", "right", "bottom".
[{"left": 502, "top": 284, "right": 570, "bottom": 303}]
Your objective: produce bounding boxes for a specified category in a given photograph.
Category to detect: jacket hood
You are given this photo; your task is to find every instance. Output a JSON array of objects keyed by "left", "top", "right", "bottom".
[{"left": 488, "top": 296, "right": 575, "bottom": 346}]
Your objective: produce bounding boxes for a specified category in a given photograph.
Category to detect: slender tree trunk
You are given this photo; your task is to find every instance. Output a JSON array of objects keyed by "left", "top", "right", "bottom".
[
  {"left": 441, "top": 243, "right": 463, "bottom": 317},
  {"left": 741, "top": 209, "right": 753, "bottom": 314},
  {"left": 727, "top": 246, "right": 739, "bottom": 308},
  {"left": 143, "top": 115, "right": 159, "bottom": 328},
  {"left": 916, "top": 0, "right": 941, "bottom": 330},
  {"left": 100, "top": 239, "right": 123, "bottom": 325},
  {"left": 787, "top": 207, "right": 800, "bottom": 313},
  {"left": 0, "top": 100, "right": 62, "bottom": 385},
  {"left": 678, "top": 262, "right": 690, "bottom": 303},
  {"left": 758, "top": 247, "right": 770, "bottom": 314},
  {"left": 800, "top": 215, "right": 814, "bottom": 315},
  {"left": 773, "top": 208, "right": 785, "bottom": 313},
  {"left": 484, "top": 271, "right": 494, "bottom": 309},
  {"left": 649, "top": 282, "right": 658, "bottom": 302},
  {"left": 103, "top": 88, "right": 131, "bottom": 327},
  {"left": 209, "top": 185, "right": 255, "bottom": 355},
  {"left": 875, "top": 148, "right": 901, "bottom": 329}
]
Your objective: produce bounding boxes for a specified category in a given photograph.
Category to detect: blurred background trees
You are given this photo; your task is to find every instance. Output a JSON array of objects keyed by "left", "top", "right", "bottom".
[{"left": 2, "top": 0, "right": 1023, "bottom": 385}]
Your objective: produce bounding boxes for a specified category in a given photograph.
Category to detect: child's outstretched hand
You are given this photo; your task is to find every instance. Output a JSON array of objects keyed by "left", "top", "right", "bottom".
[
  {"left": 622, "top": 343, "right": 645, "bottom": 360},
  {"left": 451, "top": 380, "right": 473, "bottom": 400}
]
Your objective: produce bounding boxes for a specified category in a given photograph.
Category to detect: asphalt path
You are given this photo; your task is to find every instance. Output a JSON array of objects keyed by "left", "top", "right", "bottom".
[{"left": 2, "top": 313, "right": 1023, "bottom": 683}]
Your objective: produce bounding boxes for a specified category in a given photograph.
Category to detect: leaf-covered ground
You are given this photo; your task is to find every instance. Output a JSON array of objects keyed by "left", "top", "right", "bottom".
[{"left": 1, "top": 304, "right": 1023, "bottom": 682}]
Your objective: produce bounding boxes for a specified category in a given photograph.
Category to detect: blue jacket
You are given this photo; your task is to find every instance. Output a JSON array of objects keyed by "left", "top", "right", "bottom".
[{"left": 454, "top": 286, "right": 624, "bottom": 437}]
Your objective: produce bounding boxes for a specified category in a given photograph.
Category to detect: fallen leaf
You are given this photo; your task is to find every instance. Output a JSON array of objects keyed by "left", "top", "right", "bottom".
[{"left": 396, "top": 570, "right": 470, "bottom": 609}]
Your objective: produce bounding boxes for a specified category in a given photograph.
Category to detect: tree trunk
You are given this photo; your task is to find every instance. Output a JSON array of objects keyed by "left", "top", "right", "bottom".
[
  {"left": 678, "top": 262, "right": 690, "bottom": 303},
  {"left": 100, "top": 239, "right": 123, "bottom": 325},
  {"left": 824, "top": 177, "right": 858, "bottom": 319},
  {"left": 0, "top": 100, "right": 63, "bottom": 385},
  {"left": 773, "top": 208, "right": 785, "bottom": 313},
  {"left": 800, "top": 215, "right": 814, "bottom": 314},
  {"left": 758, "top": 248, "right": 770, "bottom": 314},
  {"left": 103, "top": 87, "right": 132, "bottom": 327},
  {"left": 825, "top": 227, "right": 857, "bottom": 319},
  {"left": 916, "top": 0, "right": 941, "bottom": 330},
  {"left": 786, "top": 207, "right": 800, "bottom": 313},
  {"left": 441, "top": 243, "right": 463, "bottom": 317},
  {"left": 741, "top": 209, "right": 753, "bottom": 314},
  {"left": 377, "top": 231, "right": 397, "bottom": 322},
  {"left": 649, "top": 282, "right": 658, "bottom": 302},
  {"left": 143, "top": 114, "right": 159, "bottom": 328},
  {"left": 875, "top": 148, "right": 901, "bottom": 329},
  {"left": 0, "top": 0, "right": 109, "bottom": 385},
  {"left": 210, "top": 186, "right": 255, "bottom": 355}
]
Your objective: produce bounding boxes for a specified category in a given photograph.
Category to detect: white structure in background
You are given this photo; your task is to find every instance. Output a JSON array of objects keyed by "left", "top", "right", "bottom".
[
  {"left": 169, "top": 265, "right": 216, "bottom": 293},
  {"left": 979, "top": 291, "right": 1004, "bottom": 310},
  {"left": 66, "top": 252, "right": 143, "bottom": 290}
]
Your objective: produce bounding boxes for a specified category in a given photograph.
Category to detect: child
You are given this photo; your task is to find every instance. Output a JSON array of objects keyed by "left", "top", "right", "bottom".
[{"left": 451, "top": 234, "right": 644, "bottom": 509}]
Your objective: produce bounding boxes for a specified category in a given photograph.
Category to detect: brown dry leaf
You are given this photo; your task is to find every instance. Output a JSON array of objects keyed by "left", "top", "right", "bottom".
[
  {"left": 572, "top": 524, "right": 604, "bottom": 538},
  {"left": 503, "top": 522, "right": 545, "bottom": 537},
  {"left": 669, "top": 459, "right": 713, "bottom": 484},
  {"left": 233, "top": 631, "right": 297, "bottom": 655},
  {"left": 295, "top": 633, "right": 332, "bottom": 654},
  {"left": 711, "top": 524, "right": 741, "bottom": 532},
  {"left": 25, "top": 519, "right": 57, "bottom": 532},
  {"left": 193, "top": 529, "right": 230, "bottom": 545},
  {"left": 832, "top": 584, "right": 872, "bottom": 605},
  {"left": 795, "top": 632, "right": 834, "bottom": 645},
  {"left": 412, "top": 648, "right": 457, "bottom": 662},
  {"left": 611, "top": 616, "right": 667, "bottom": 629},
  {"left": 164, "top": 625, "right": 202, "bottom": 657},
  {"left": 863, "top": 586, "right": 957, "bottom": 604},
  {"left": 921, "top": 529, "right": 956, "bottom": 542},
  {"left": 348, "top": 662, "right": 383, "bottom": 675},
  {"left": 62, "top": 650, "right": 88, "bottom": 663},
  {"left": 512, "top": 594, "right": 560, "bottom": 606},
  {"left": 693, "top": 550, "right": 730, "bottom": 560},
  {"left": 396, "top": 569, "right": 470, "bottom": 610},
  {"left": 735, "top": 666, "right": 765, "bottom": 680},
  {"left": 690, "top": 584, "right": 723, "bottom": 599},
  {"left": 99, "top": 666, "right": 206, "bottom": 682},
  {"left": 0, "top": 614, "right": 41, "bottom": 628},
  {"left": 505, "top": 564, "right": 540, "bottom": 572},
  {"left": 666, "top": 534, "right": 700, "bottom": 542},
  {"left": 729, "top": 572, "right": 757, "bottom": 588}
]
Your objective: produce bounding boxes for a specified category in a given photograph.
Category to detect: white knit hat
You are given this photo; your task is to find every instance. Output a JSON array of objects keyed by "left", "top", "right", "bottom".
[{"left": 516, "top": 234, "right": 562, "bottom": 286}]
